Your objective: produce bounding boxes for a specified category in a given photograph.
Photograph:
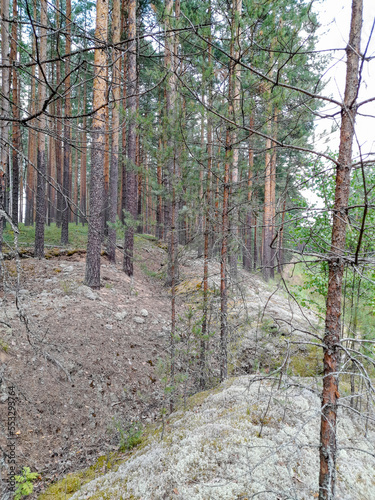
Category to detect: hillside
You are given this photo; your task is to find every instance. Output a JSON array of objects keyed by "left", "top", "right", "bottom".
[
  {"left": 1, "top": 235, "right": 374, "bottom": 499},
  {"left": 0, "top": 236, "right": 172, "bottom": 498},
  {"left": 69, "top": 376, "right": 375, "bottom": 500}
]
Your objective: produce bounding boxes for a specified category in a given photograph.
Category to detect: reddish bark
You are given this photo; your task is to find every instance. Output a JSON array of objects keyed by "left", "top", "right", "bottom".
[
  {"left": 85, "top": 0, "right": 108, "bottom": 288},
  {"left": 319, "top": 1, "right": 362, "bottom": 498}
]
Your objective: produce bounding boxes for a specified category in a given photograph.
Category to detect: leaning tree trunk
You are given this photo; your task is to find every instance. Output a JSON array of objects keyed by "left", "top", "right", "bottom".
[
  {"left": 34, "top": 0, "right": 48, "bottom": 258},
  {"left": 319, "top": 1, "right": 362, "bottom": 499},
  {"left": 84, "top": 0, "right": 108, "bottom": 288}
]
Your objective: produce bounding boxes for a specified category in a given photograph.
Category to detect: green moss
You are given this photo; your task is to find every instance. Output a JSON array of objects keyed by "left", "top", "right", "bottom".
[
  {"left": 288, "top": 345, "right": 322, "bottom": 377},
  {"left": 37, "top": 453, "right": 122, "bottom": 500},
  {"left": 0, "top": 338, "right": 9, "bottom": 352}
]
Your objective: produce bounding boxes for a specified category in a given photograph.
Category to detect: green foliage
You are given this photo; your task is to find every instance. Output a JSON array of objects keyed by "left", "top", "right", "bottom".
[
  {"left": 3, "top": 223, "right": 88, "bottom": 249},
  {"left": 0, "top": 338, "right": 9, "bottom": 352},
  {"left": 113, "top": 421, "right": 143, "bottom": 452},
  {"left": 14, "top": 467, "right": 39, "bottom": 499}
]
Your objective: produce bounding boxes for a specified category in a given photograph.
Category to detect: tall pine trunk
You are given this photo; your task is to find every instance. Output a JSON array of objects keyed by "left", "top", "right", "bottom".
[
  {"left": 55, "top": 0, "right": 63, "bottom": 227},
  {"left": 123, "top": 0, "right": 137, "bottom": 277},
  {"left": 200, "top": 10, "right": 212, "bottom": 390},
  {"left": 85, "top": 0, "right": 108, "bottom": 288},
  {"left": 61, "top": 0, "right": 72, "bottom": 244},
  {"left": 229, "top": 0, "right": 242, "bottom": 280},
  {"left": 80, "top": 76, "right": 88, "bottom": 224},
  {"left": 319, "top": 1, "right": 362, "bottom": 498},
  {"left": 0, "top": 0, "right": 10, "bottom": 247},
  {"left": 34, "top": 0, "right": 47, "bottom": 258},
  {"left": 10, "top": 0, "right": 19, "bottom": 226},
  {"left": 107, "top": 0, "right": 121, "bottom": 263}
]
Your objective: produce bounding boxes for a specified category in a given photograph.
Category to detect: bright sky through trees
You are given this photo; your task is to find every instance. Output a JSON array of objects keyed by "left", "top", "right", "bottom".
[{"left": 315, "top": 0, "right": 375, "bottom": 157}]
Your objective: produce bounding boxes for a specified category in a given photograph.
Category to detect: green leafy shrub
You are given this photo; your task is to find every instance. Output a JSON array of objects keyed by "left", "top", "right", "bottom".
[{"left": 14, "top": 467, "right": 39, "bottom": 499}]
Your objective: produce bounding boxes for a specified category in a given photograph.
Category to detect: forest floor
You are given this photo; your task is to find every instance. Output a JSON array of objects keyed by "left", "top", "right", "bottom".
[
  {"left": 0, "top": 234, "right": 175, "bottom": 498},
  {"left": 0, "top": 231, "right": 321, "bottom": 499}
]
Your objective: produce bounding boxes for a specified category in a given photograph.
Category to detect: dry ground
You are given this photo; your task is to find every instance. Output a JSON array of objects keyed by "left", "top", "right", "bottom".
[{"left": 0, "top": 238, "right": 174, "bottom": 498}]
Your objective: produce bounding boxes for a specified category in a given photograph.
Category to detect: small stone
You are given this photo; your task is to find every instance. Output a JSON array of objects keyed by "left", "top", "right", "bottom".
[
  {"left": 63, "top": 265, "right": 74, "bottom": 273},
  {"left": 134, "top": 316, "right": 145, "bottom": 324},
  {"left": 105, "top": 324, "right": 113, "bottom": 330},
  {"left": 115, "top": 311, "right": 128, "bottom": 321},
  {"left": 77, "top": 285, "right": 98, "bottom": 301},
  {"left": 140, "top": 309, "right": 148, "bottom": 317}
]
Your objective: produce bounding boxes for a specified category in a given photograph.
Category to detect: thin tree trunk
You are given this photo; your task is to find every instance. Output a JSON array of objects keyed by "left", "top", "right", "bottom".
[
  {"left": 34, "top": 0, "right": 48, "bottom": 258},
  {"left": 319, "top": 1, "right": 362, "bottom": 498},
  {"left": 123, "top": 0, "right": 137, "bottom": 277},
  {"left": 263, "top": 124, "right": 272, "bottom": 281},
  {"left": 10, "top": 0, "right": 19, "bottom": 226},
  {"left": 73, "top": 137, "right": 79, "bottom": 224},
  {"left": 48, "top": 108, "right": 56, "bottom": 225},
  {"left": 120, "top": 20, "right": 127, "bottom": 223},
  {"left": 0, "top": 0, "right": 10, "bottom": 247},
  {"left": 229, "top": 0, "right": 242, "bottom": 279},
  {"left": 84, "top": 0, "right": 108, "bottom": 288},
  {"left": 80, "top": 76, "right": 87, "bottom": 224},
  {"left": 200, "top": 11, "right": 212, "bottom": 390},
  {"left": 244, "top": 115, "right": 254, "bottom": 271},
  {"left": 220, "top": 90, "right": 235, "bottom": 382},
  {"left": 55, "top": 0, "right": 63, "bottom": 227},
  {"left": 156, "top": 136, "right": 163, "bottom": 239},
  {"left": 269, "top": 110, "right": 278, "bottom": 278},
  {"left": 25, "top": 0, "right": 38, "bottom": 227},
  {"left": 103, "top": 79, "right": 110, "bottom": 236},
  {"left": 278, "top": 197, "right": 286, "bottom": 273},
  {"left": 197, "top": 86, "right": 205, "bottom": 259},
  {"left": 61, "top": 0, "right": 72, "bottom": 244},
  {"left": 107, "top": 0, "right": 121, "bottom": 263}
]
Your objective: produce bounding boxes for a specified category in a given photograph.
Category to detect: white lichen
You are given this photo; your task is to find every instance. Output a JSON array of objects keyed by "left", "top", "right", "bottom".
[{"left": 71, "top": 376, "right": 375, "bottom": 500}]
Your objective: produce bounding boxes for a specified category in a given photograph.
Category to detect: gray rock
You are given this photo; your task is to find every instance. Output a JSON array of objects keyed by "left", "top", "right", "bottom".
[
  {"left": 63, "top": 265, "right": 74, "bottom": 273},
  {"left": 134, "top": 316, "right": 145, "bottom": 324},
  {"left": 115, "top": 311, "right": 128, "bottom": 321},
  {"left": 105, "top": 324, "right": 113, "bottom": 330},
  {"left": 140, "top": 309, "right": 148, "bottom": 317},
  {"left": 77, "top": 285, "right": 98, "bottom": 301}
]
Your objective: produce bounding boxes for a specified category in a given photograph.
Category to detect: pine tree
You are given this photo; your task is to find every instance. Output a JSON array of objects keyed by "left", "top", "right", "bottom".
[{"left": 85, "top": 0, "right": 109, "bottom": 288}]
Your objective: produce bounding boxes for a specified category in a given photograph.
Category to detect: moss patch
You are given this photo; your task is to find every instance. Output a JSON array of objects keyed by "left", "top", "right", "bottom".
[{"left": 38, "top": 453, "right": 122, "bottom": 500}]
